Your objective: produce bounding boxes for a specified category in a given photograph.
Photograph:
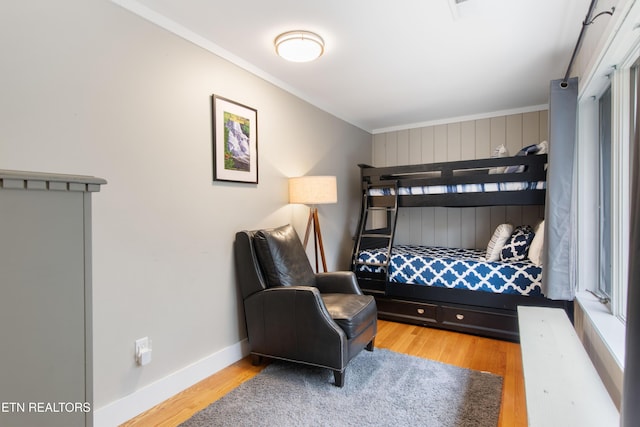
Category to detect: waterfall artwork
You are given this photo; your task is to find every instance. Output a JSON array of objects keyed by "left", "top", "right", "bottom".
[
  {"left": 212, "top": 95, "right": 258, "bottom": 183},
  {"left": 224, "top": 112, "right": 251, "bottom": 172}
]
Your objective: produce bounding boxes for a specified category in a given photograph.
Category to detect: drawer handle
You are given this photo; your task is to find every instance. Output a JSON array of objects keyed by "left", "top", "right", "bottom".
[
  {"left": 417, "top": 308, "right": 425, "bottom": 315},
  {"left": 456, "top": 314, "right": 465, "bottom": 320}
]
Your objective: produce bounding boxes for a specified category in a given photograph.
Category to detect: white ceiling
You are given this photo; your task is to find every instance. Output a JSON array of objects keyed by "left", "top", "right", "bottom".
[{"left": 116, "top": 0, "right": 591, "bottom": 133}]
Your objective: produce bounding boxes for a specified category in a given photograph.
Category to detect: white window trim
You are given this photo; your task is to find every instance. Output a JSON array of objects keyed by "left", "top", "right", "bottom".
[{"left": 610, "top": 53, "right": 634, "bottom": 321}]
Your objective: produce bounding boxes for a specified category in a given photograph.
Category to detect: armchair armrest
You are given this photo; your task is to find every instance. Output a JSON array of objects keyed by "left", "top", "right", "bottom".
[
  {"left": 315, "top": 271, "right": 362, "bottom": 295},
  {"left": 243, "top": 286, "right": 348, "bottom": 369}
]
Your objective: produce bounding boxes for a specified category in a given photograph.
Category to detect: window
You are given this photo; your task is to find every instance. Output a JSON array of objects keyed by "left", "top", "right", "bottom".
[
  {"left": 619, "top": 58, "right": 640, "bottom": 320},
  {"left": 586, "top": 54, "right": 639, "bottom": 323},
  {"left": 598, "top": 86, "right": 612, "bottom": 300},
  {"left": 573, "top": 0, "right": 640, "bottom": 399},
  {"left": 596, "top": 55, "right": 640, "bottom": 322}
]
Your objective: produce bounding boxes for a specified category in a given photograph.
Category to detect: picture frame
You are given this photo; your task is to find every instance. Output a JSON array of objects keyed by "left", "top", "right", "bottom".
[{"left": 211, "top": 95, "right": 258, "bottom": 184}]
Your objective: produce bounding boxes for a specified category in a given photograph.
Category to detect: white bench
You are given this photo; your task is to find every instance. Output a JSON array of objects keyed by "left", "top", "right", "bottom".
[{"left": 518, "top": 306, "right": 619, "bottom": 427}]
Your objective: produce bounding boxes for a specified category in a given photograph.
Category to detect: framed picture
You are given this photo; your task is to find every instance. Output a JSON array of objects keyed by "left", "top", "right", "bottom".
[{"left": 211, "top": 95, "right": 258, "bottom": 183}]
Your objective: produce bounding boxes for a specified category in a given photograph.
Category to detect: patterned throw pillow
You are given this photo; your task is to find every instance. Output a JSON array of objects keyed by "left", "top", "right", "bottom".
[
  {"left": 485, "top": 223, "right": 514, "bottom": 261},
  {"left": 536, "top": 140, "right": 548, "bottom": 154},
  {"left": 504, "top": 144, "right": 542, "bottom": 173},
  {"left": 500, "top": 225, "right": 535, "bottom": 262}
]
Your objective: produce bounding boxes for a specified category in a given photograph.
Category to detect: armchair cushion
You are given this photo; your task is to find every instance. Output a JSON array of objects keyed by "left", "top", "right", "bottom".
[
  {"left": 254, "top": 224, "right": 316, "bottom": 288},
  {"left": 321, "top": 293, "right": 376, "bottom": 339}
]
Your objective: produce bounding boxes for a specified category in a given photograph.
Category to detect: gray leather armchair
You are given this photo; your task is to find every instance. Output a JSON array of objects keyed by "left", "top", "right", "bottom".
[{"left": 234, "top": 224, "right": 377, "bottom": 387}]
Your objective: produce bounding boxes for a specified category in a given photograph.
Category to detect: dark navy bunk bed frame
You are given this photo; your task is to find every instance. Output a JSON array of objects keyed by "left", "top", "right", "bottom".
[{"left": 351, "top": 153, "right": 573, "bottom": 342}]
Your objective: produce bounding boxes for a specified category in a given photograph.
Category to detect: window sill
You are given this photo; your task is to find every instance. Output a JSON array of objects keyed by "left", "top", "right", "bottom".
[{"left": 575, "top": 291, "right": 626, "bottom": 369}]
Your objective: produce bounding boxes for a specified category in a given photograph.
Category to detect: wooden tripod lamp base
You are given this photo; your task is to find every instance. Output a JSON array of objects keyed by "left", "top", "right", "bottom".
[
  {"left": 302, "top": 206, "right": 327, "bottom": 273},
  {"left": 289, "top": 175, "right": 337, "bottom": 273}
]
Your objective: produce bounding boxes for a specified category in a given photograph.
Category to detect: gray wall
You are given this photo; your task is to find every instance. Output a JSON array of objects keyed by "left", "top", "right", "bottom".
[
  {"left": 372, "top": 111, "right": 547, "bottom": 250},
  {"left": 0, "top": 0, "right": 370, "bottom": 410}
]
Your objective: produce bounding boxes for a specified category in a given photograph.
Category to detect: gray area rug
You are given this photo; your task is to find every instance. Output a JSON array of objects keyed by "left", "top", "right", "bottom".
[{"left": 180, "top": 348, "right": 503, "bottom": 427}]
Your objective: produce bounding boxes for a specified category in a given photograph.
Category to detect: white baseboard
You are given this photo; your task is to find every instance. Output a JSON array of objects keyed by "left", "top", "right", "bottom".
[{"left": 93, "top": 339, "right": 250, "bottom": 427}]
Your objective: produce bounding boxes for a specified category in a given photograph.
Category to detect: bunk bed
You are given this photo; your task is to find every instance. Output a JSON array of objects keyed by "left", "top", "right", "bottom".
[{"left": 351, "top": 151, "right": 573, "bottom": 342}]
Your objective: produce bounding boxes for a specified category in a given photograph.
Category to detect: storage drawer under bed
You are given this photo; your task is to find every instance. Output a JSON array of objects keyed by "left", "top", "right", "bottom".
[
  {"left": 374, "top": 297, "right": 438, "bottom": 326},
  {"left": 440, "top": 305, "right": 518, "bottom": 341},
  {"left": 369, "top": 295, "right": 519, "bottom": 341}
]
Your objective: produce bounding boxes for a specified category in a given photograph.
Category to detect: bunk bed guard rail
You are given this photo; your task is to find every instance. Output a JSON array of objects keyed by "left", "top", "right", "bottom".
[{"left": 359, "top": 154, "right": 547, "bottom": 208}]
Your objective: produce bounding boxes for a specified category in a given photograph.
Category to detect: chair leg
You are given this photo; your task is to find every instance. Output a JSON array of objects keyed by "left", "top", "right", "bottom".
[
  {"left": 333, "top": 369, "right": 345, "bottom": 387},
  {"left": 366, "top": 338, "right": 375, "bottom": 352},
  {"left": 250, "top": 354, "right": 263, "bottom": 366}
]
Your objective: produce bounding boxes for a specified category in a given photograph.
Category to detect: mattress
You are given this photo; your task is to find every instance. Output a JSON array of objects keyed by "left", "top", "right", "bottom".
[
  {"left": 368, "top": 181, "right": 546, "bottom": 196},
  {"left": 357, "top": 245, "right": 542, "bottom": 296}
]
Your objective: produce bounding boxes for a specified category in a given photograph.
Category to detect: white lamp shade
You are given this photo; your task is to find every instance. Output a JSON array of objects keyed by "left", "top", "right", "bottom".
[{"left": 289, "top": 176, "right": 337, "bottom": 205}]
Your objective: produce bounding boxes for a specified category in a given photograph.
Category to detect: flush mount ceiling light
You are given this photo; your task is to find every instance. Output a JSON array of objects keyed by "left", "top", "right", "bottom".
[{"left": 274, "top": 30, "right": 324, "bottom": 62}]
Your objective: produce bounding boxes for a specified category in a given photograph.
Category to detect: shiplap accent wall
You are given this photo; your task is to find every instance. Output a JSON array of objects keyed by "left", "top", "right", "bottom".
[{"left": 372, "top": 110, "right": 548, "bottom": 249}]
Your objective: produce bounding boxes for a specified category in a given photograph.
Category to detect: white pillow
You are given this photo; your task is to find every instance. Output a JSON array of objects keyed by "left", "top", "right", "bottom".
[
  {"left": 485, "top": 223, "right": 514, "bottom": 261},
  {"left": 537, "top": 140, "right": 548, "bottom": 154},
  {"left": 489, "top": 144, "right": 510, "bottom": 174},
  {"left": 528, "top": 220, "right": 545, "bottom": 266}
]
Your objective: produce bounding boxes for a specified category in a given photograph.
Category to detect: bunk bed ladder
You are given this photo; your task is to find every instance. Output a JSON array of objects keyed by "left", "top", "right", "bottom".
[{"left": 351, "top": 181, "right": 399, "bottom": 292}]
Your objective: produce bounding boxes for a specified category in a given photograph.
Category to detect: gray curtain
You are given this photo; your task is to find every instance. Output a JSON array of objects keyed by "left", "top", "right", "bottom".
[
  {"left": 621, "top": 70, "right": 640, "bottom": 426},
  {"left": 542, "top": 77, "right": 578, "bottom": 300}
]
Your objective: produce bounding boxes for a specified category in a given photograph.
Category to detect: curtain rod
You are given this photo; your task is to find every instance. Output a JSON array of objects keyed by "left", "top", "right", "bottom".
[{"left": 561, "top": 0, "right": 615, "bottom": 88}]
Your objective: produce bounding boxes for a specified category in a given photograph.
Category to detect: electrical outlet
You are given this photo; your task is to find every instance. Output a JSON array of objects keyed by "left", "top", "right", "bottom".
[{"left": 135, "top": 337, "right": 152, "bottom": 366}]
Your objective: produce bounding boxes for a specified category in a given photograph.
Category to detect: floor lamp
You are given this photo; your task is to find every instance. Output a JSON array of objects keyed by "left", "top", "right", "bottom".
[{"left": 289, "top": 176, "right": 337, "bottom": 272}]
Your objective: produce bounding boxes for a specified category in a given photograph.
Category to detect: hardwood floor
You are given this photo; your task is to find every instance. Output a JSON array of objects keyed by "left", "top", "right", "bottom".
[{"left": 121, "top": 320, "right": 526, "bottom": 426}]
